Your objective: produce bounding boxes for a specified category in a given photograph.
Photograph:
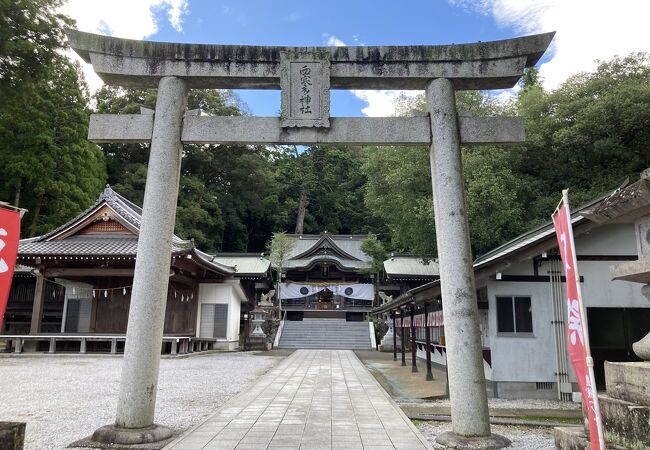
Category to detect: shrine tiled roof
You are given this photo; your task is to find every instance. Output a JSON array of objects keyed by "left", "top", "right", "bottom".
[
  {"left": 20, "top": 235, "right": 139, "bottom": 256},
  {"left": 210, "top": 254, "right": 271, "bottom": 277},
  {"left": 18, "top": 186, "right": 234, "bottom": 275},
  {"left": 582, "top": 174, "right": 650, "bottom": 224},
  {"left": 280, "top": 233, "right": 372, "bottom": 271},
  {"left": 383, "top": 255, "right": 439, "bottom": 278}
]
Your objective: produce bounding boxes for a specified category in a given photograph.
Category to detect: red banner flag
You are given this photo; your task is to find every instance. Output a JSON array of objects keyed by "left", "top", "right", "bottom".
[
  {"left": 0, "top": 208, "right": 21, "bottom": 330},
  {"left": 552, "top": 191, "right": 605, "bottom": 450}
]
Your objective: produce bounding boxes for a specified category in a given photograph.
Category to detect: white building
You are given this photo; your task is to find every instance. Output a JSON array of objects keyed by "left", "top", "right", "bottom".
[
  {"left": 377, "top": 195, "right": 650, "bottom": 399},
  {"left": 3, "top": 187, "right": 266, "bottom": 354}
]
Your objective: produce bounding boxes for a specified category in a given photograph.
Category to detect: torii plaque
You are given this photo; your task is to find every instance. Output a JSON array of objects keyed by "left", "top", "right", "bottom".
[
  {"left": 68, "top": 30, "right": 554, "bottom": 448},
  {"left": 280, "top": 51, "right": 330, "bottom": 128}
]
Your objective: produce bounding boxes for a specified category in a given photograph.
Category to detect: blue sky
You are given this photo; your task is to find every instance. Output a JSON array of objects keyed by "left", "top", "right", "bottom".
[
  {"left": 146, "top": 0, "right": 527, "bottom": 117},
  {"left": 63, "top": 0, "right": 650, "bottom": 117}
]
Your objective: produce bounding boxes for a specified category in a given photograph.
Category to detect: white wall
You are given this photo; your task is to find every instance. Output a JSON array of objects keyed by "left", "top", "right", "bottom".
[
  {"left": 487, "top": 276, "right": 556, "bottom": 383},
  {"left": 575, "top": 223, "right": 637, "bottom": 255},
  {"left": 197, "top": 282, "right": 245, "bottom": 344},
  {"left": 486, "top": 223, "right": 648, "bottom": 385}
]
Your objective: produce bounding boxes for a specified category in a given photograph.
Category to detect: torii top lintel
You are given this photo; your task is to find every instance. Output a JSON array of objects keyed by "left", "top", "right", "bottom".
[{"left": 67, "top": 30, "right": 554, "bottom": 91}]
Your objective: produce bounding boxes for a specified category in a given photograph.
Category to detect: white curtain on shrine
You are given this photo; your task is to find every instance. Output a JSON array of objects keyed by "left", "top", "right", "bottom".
[
  {"left": 279, "top": 283, "right": 322, "bottom": 299},
  {"left": 330, "top": 284, "right": 374, "bottom": 300},
  {"left": 279, "top": 283, "right": 374, "bottom": 300}
]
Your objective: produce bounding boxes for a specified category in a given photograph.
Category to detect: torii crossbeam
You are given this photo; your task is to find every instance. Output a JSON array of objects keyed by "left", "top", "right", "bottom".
[{"left": 68, "top": 30, "right": 554, "bottom": 448}]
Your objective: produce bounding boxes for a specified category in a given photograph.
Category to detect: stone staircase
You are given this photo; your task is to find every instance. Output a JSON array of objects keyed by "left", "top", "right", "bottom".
[{"left": 277, "top": 319, "right": 373, "bottom": 350}]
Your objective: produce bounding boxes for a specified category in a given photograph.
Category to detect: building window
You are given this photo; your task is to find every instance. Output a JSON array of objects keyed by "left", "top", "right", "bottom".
[{"left": 496, "top": 296, "right": 533, "bottom": 334}]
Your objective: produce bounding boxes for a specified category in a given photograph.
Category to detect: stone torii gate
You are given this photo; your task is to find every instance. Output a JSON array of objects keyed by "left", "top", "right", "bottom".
[{"left": 68, "top": 30, "right": 553, "bottom": 448}]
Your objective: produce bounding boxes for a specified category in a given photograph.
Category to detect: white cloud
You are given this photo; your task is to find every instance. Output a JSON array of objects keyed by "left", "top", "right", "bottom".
[
  {"left": 166, "top": 0, "right": 189, "bottom": 32},
  {"left": 350, "top": 90, "right": 421, "bottom": 117},
  {"left": 60, "top": 0, "right": 189, "bottom": 93},
  {"left": 449, "top": 0, "right": 650, "bottom": 90},
  {"left": 323, "top": 33, "right": 346, "bottom": 47}
]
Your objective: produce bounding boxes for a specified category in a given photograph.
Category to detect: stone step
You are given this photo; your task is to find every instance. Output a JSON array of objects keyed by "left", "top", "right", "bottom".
[
  {"left": 282, "top": 330, "right": 368, "bottom": 336},
  {"left": 605, "top": 361, "right": 650, "bottom": 406},
  {"left": 278, "top": 347, "right": 372, "bottom": 350},
  {"left": 281, "top": 329, "right": 369, "bottom": 333},
  {"left": 278, "top": 318, "right": 373, "bottom": 350},
  {"left": 283, "top": 325, "right": 368, "bottom": 330},
  {"left": 282, "top": 326, "right": 368, "bottom": 329},
  {"left": 283, "top": 324, "right": 368, "bottom": 327},
  {"left": 279, "top": 342, "right": 371, "bottom": 344},
  {"left": 599, "top": 393, "right": 650, "bottom": 447},
  {"left": 553, "top": 426, "right": 628, "bottom": 450},
  {"left": 280, "top": 336, "right": 370, "bottom": 343}
]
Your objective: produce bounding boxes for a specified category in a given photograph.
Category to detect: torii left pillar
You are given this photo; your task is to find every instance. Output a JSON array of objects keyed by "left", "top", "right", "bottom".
[{"left": 92, "top": 76, "right": 188, "bottom": 444}]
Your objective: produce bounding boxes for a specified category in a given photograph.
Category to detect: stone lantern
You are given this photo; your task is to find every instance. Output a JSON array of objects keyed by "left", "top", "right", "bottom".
[{"left": 248, "top": 307, "right": 267, "bottom": 350}]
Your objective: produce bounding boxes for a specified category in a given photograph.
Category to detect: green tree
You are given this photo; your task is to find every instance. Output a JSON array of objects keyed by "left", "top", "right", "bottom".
[
  {"left": 94, "top": 86, "right": 278, "bottom": 252},
  {"left": 364, "top": 91, "right": 524, "bottom": 256},
  {"left": 266, "top": 232, "right": 295, "bottom": 316},
  {"left": 515, "top": 53, "right": 650, "bottom": 226},
  {"left": 364, "top": 145, "right": 436, "bottom": 254},
  {"left": 365, "top": 53, "right": 650, "bottom": 258},
  {"left": 0, "top": 0, "right": 71, "bottom": 85},
  {"left": 360, "top": 233, "right": 389, "bottom": 278},
  {"left": 0, "top": 1, "right": 106, "bottom": 236},
  {"left": 271, "top": 145, "right": 385, "bottom": 236},
  {"left": 0, "top": 56, "right": 106, "bottom": 236}
]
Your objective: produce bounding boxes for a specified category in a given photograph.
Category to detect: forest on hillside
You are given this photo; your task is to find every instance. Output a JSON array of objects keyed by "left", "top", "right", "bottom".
[{"left": 2, "top": 1, "right": 650, "bottom": 257}]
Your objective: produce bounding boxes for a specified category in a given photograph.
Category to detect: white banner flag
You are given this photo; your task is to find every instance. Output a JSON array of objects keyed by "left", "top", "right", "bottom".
[{"left": 279, "top": 283, "right": 374, "bottom": 300}]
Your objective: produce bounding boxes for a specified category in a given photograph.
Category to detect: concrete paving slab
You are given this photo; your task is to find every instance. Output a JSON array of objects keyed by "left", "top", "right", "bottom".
[{"left": 165, "top": 349, "right": 431, "bottom": 449}]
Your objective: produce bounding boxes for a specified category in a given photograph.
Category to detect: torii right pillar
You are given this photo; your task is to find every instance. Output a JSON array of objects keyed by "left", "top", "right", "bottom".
[{"left": 427, "top": 78, "right": 511, "bottom": 449}]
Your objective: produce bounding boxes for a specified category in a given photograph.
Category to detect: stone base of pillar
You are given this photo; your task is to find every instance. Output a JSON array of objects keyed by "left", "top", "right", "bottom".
[
  {"left": 553, "top": 426, "right": 590, "bottom": 450},
  {"left": 247, "top": 336, "right": 267, "bottom": 351},
  {"left": 23, "top": 341, "right": 38, "bottom": 352},
  {"left": 379, "top": 332, "right": 400, "bottom": 352},
  {"left": 72, "top": 424, "right": 173, "bottom": 448},
  {"left": 435, "top": 431, "right": 511, "bottom": 449}
]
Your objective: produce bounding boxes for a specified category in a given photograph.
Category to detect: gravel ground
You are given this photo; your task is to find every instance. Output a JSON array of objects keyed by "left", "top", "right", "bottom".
[
  {"left": 402, "top": 397, "right": 580, "bottom": 411},
  {"left": 0, "top": 352, "right": 278, "bottom": 450},
  {"left": 417, "top": 421, "right": 555, "bottom": 449}
]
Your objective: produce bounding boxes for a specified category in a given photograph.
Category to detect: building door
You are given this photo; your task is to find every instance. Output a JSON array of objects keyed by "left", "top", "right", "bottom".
[
  {"left": 64, "top": 298, "right": 92, "bottom": 333},
  {"left": 587, "top": 307, "right": 650, "bottom": 389},
  {"left": 199, "top": 304, "right": 228, "bottom": 339}
]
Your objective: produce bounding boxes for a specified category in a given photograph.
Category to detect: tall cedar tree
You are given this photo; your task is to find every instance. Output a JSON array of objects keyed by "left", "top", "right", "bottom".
[
  {"left": 94, "top": 87, "right": 280, "bottom": 252},
  {"left": 270, "top": 145, "right": 387, "bottom": 237},
  {"left": 0, "top": 1, "right": 106, "bottom": 236}
]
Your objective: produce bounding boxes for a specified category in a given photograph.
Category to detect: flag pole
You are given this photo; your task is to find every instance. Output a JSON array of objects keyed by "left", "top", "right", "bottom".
[
  {"left": 562, "top": 189, "right": 605, "bottom": 450},
  {"left": 0, "top": 202, "right": 28, "bottom": 218}
]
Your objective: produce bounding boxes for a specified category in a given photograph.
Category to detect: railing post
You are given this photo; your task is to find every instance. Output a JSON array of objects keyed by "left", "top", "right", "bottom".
[
  {"left": 424, "top": 302, "right": 433, "bottom": 381},
  {"left": 392, "top": 311, "right": 397, "bottom": 362},
  {"left": 400, "top": 309, "right": 406, "bottom": 367},
  {"left": 410, "top": 305, "right": 418, "bottom": 373},
  {"left": 49, "top": 338, "right": 56, "bottom": 354}
]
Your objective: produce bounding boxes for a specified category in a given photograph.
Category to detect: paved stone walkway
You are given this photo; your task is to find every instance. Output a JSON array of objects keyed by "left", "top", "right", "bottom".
[{"left": 165, "top": 349, "right": 432, "bottom": 450}]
